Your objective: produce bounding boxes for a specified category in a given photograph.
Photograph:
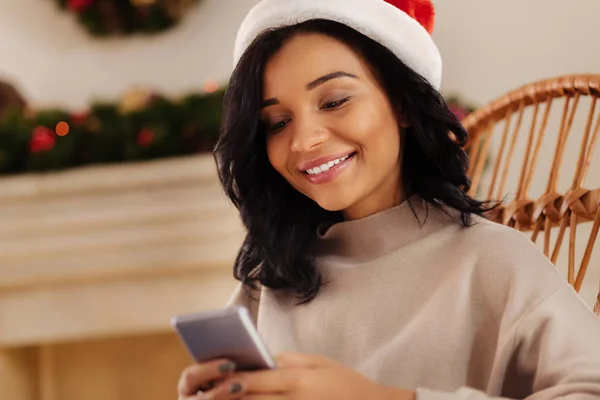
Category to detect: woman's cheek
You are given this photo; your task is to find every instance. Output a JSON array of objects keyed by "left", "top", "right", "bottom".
[
  {"left": 266, "top": 137, "right": 286, "bottom": 172},
  {"left": 336, "top": 103, "right": 377, "bottom": 142}
]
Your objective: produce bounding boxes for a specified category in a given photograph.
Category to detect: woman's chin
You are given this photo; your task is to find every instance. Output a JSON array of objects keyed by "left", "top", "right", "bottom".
[{"left": 312, "top": 196, "right": 354, "bottom": 213}]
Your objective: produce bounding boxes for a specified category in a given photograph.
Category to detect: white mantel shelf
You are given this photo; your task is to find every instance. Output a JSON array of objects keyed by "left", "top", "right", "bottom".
[{"left": 0, "top": 155, "right": 244, "bottom": 348}]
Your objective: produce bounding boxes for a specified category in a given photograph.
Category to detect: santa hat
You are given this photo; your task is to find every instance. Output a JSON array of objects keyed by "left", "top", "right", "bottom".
[{"left": 233, "top": 0, "right": 442, "bottom": 90}]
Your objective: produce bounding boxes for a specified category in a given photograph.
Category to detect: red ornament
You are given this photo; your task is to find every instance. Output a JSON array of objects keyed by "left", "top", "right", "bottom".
[
  {"left": 137, "top": 128, "right": 156, "bottom": 148},
  {"left": 384, "top": 0, "right": 435, "bottom": 34},
  {"left": 29, "top": 126, "right": 57, "bottom": 154},
  {"left": 448, "top": 104, "right": 469, "bottom": 121},
  {"left": 67, "top": 0, "right": 95, "bottom": 12},
  {"left": 70, "top": 111, "right": 89, "bottom": 126}
]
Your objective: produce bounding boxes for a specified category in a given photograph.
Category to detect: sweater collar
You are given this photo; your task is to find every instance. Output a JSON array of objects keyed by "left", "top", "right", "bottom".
[{"left": 316, "top": 197, "right": 456, "bottom": 262}]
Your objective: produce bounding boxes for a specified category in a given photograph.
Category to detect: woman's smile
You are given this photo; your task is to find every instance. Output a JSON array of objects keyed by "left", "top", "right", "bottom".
[{"left": 298, "top": 151, "right": 357, "bottom": 185}]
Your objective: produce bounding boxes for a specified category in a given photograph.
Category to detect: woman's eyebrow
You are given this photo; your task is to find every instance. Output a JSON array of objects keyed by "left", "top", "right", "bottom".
[
  {"left": 306, "top": 71, "right": 358, "bottom": 90},
  {"left": 261, "top": 71, "right": 358, "bottom": 108}
]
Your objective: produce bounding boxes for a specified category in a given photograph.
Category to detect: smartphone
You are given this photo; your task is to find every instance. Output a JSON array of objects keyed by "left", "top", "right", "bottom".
[{"left": 171, "top": 306, "right": 276, "bottom": 371}]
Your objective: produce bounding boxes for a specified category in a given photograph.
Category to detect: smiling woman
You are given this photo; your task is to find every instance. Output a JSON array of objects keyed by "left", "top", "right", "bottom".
[{"left": 177, "top": 1, "right": 600, "bottom": 400}]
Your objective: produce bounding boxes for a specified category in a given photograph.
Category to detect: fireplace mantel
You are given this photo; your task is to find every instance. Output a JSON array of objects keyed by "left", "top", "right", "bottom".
[{"left": 0, "top": 154, "right": 243, "bottom": 348}]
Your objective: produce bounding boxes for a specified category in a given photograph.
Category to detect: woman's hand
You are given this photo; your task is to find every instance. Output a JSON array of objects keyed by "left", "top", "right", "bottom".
[
  {"left": 177, "top": 358, "right": 243, "bottom": 400},
  {"left": 185, "top": 352, "right": 415, "bottom": 400}
]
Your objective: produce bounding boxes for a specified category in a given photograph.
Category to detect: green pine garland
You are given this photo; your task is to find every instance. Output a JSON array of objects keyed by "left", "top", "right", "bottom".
[{"left": 0, "top": 89, "right": 223, "bottom": 175}]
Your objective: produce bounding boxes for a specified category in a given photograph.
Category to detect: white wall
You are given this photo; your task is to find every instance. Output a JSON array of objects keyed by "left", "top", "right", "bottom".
[
  {"left": 0, "top": 0, "right": 260, "bottom": 109},
  {"left": 434, "top": 0, "right": 600, "bottom": 105},
  {"left": 0, "top": 0, "right": 599, "bottom": 305}
]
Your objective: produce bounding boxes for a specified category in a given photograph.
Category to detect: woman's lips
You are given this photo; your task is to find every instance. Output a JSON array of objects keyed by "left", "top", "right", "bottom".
[{"left": 302, "top": 152, "right": 356, "bottom": 185}]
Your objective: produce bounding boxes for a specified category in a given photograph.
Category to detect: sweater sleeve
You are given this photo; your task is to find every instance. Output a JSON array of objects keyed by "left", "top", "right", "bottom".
[{"left": 416, "top": 285, "right": 600, "bottom": 400}]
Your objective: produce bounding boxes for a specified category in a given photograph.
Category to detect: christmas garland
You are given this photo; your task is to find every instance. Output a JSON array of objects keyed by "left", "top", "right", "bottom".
[
  {"left": 55, "top": 0, "right": 200, "bottom": 37},
  {"left": 0, "top": 87, "right": 223, "bottom": 175}
]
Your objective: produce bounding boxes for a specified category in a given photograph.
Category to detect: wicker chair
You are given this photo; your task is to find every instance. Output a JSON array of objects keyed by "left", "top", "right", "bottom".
[{"left": 462, "top": 74, "right": 600, "bottom": 316}]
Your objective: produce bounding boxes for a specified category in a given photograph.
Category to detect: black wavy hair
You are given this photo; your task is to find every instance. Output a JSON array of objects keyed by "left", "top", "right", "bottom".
[{"left": 214, "top": 19, "right": 496, "bottom": 304}]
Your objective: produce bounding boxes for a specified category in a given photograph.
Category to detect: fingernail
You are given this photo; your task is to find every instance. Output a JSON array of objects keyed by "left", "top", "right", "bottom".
[
  {"left": 229, "top": 382, "right": 243, "bottom": 394},
  {"left": 219, "top": 361, "right": 237, "bottom": 373}
]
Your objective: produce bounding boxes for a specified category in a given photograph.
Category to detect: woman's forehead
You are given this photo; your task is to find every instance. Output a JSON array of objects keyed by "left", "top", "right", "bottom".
[{"left": 263, "top": 33, "right": 368, "bottom": 89}]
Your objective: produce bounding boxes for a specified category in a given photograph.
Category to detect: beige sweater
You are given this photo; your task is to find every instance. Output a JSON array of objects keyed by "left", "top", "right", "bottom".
[{"left": 227, "top": 200, "right": 600, "bottom": 399}]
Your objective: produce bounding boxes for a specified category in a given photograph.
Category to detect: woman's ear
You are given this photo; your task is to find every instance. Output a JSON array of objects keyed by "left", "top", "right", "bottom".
[
  {"left": 398, "top": 108, "right": 411, "bottom": 128},
  {"left": 394, "top": 100, "right": 411, "bottom": 128},
  {"left": 399, "top": 116, "right": 410, "bottom": 128}
]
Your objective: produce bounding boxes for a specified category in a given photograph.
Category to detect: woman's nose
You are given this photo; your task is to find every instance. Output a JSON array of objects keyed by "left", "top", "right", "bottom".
[{"left": 290, "top": 118, "right": 329, "bottom": 153}]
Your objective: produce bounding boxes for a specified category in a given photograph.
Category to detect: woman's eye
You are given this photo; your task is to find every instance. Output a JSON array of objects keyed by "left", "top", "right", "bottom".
[
  {"left": 321, "top": 97, "right": 350, "bottom": 110},
  {"left": 268, "top": 120, "right": 288, "bottom": 133}
]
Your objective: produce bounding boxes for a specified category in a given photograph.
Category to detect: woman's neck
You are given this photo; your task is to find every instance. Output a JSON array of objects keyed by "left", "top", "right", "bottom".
[{"left": 342, "top": 184, "right": 405, "bottom": 221}]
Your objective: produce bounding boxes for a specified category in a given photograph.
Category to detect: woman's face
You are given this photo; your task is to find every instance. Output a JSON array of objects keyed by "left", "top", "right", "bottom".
[{"left": 261, "top": 33, "right": 407, "bottom": 220}]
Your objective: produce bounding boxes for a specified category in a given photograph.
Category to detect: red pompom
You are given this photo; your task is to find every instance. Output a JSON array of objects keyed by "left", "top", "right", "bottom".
[{"left": 384, "top": 0, "right": 435, "bottom": 34}]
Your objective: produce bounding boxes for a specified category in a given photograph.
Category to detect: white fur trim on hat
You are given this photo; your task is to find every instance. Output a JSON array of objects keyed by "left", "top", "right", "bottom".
[{"left": 233, "top": 0, "right": 442, "bottom": 89}]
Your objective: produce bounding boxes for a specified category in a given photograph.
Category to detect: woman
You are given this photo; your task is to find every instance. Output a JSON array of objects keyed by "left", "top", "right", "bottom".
[{"left": 178, "top": 0, "right": 600, "bottom": 399}]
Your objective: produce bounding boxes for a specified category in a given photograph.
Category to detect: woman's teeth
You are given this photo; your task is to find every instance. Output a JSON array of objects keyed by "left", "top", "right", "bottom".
[{"left": 305, "top": 154, "right": 351, "bottom": 175}]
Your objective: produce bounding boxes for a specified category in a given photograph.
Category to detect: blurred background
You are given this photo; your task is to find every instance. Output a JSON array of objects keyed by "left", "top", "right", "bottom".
[{"left": 0, "top": 1, "right": 599, "bottom": 399}]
